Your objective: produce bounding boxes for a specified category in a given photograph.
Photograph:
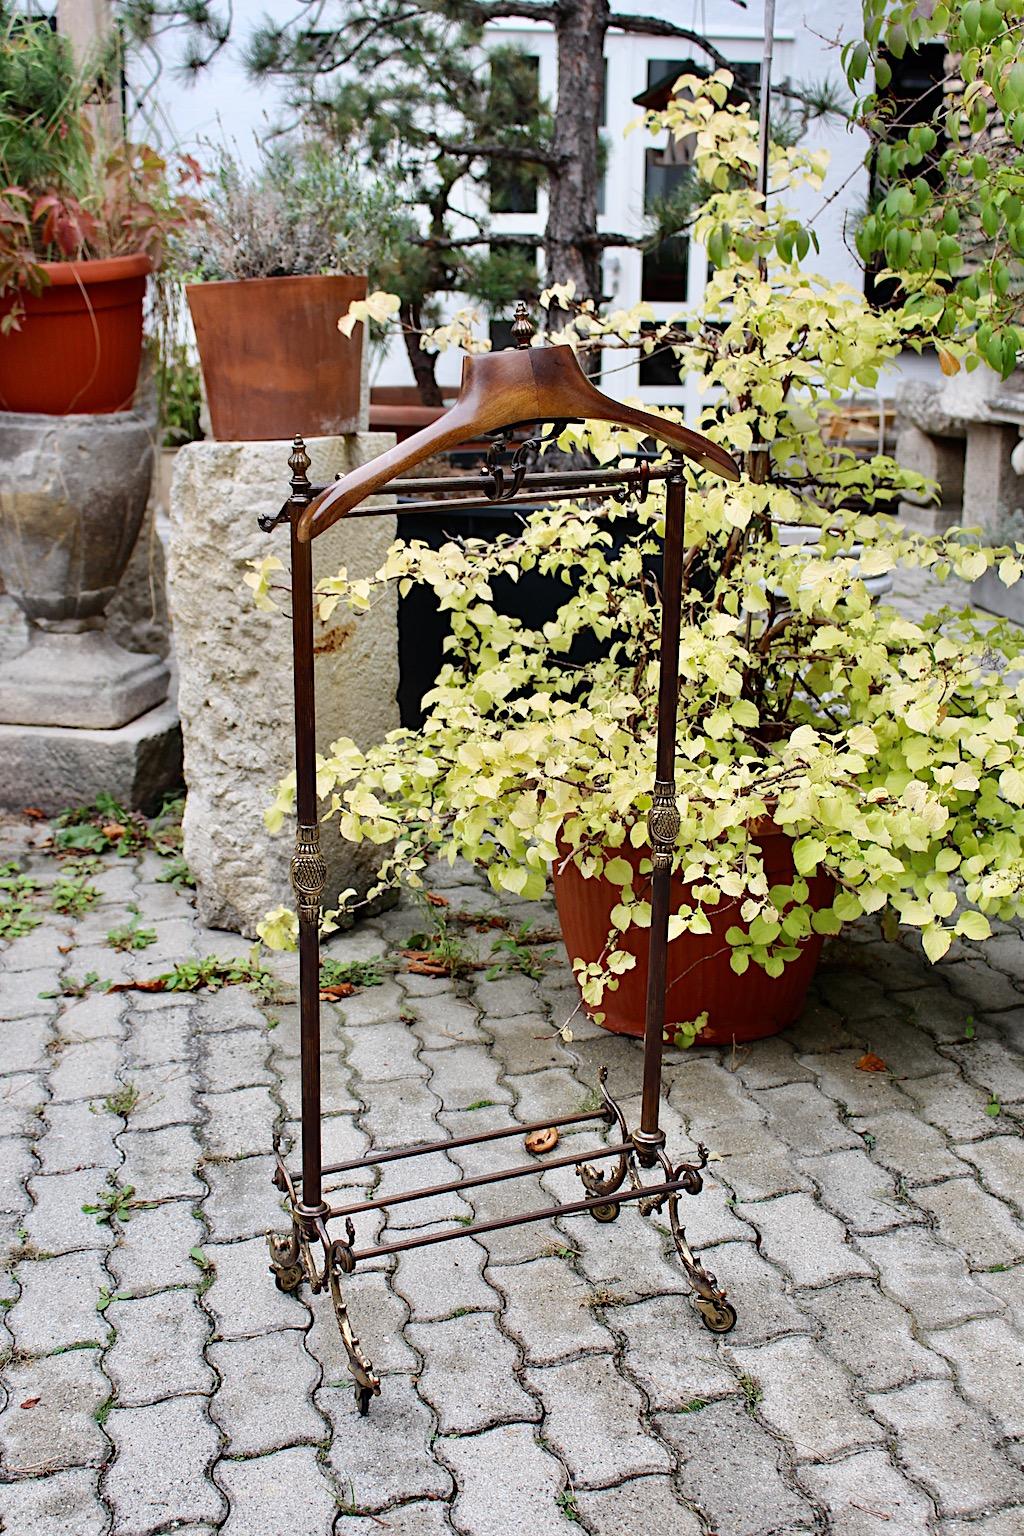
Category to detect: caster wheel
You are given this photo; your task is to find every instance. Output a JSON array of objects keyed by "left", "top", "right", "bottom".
[
  {"left": 695, "top": 1297, "right": 737, "bottom": 1334},
  {"left": 591, "top": 1202, "right": 620, "bottom": 1223},
  {"left": 356, "top": 1385, "right": 374, "bottom": 1416},
  {"left": 273, "top": 1264, "right": 303, "bottom": 1294}
]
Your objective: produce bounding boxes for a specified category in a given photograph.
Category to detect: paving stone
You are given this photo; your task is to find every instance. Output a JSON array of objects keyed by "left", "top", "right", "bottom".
[
  {"left": 938, "top": 1514, "right": 1024, "bottom": 1536},
  {"left": 420, "top": 1044, "right": 512, "bottom": 1113},
  {"left": 374, "top": 1148, "right": 471, "bottom": 1232},
  {"left": 437, "top": 1420, "right": 576, "bottom": 1536},
  {"left": 507, "top": 1066, "right": 584, "bottom": 1126},
  {"left": 205, "top": 1237, "right": 307, "bottom": 1339},
  {"left": 484, "top": 1012, "right": 575, "bottom": 1075},
  {"left": 322, "top": 1372, "right": 451, "bottom": 1510},
  {"left": 37, "top": 1098, "right": 120, "bottom": 1174},
  {"left": 796, "top": 1049, "right": 901, "bottom": 1117},
  {"left": 731, "top": 1333, "right": 882, "bottom": 1461},
  {"left": 856, "top": 1016, "right": 957, "bottom": 1080},
  {"left": 797, "top": 1447, "right": 936, "bottom": 1534},
  {"left": 524, "top": 1352, "right": 670, "bottom": 1488},
  {"left": 0, "top": 968, "right": 61, "bottom": 1020},
  {"left": 700, "top": 1238, "right": 809, "bottom": 1346},
  {"left": 786, "top": 994, "right": 855, "bottom": 1053},
  {"left": 119, "top": 1124, "right": 203, "bottom": 1200},
  {"left": 912, "top": 1178, "right": 1024, "bottom": 1270},
  {"left": 277, "top": 1049, "right": 360, "bottom": 1121},
  {"left": 199, "top": 1084, "right": 276, "bottom": 1160},
  {"left": 361, "top": 1079, "right": 441, "bottom": 1148},
  {"left": 666, "top": 1057, "right": 764, "bottom": 1137},
  {"left": 0, "top": 1345, "right": 108, "bottom": 1475},
  {"left": 574, "top": 1476, "right": 703, "bottom": 1536},
  {"left": 975, "top": 1261, "right": 1024, "bottom": 1329},
  {"left": 0, "top": 1075, "right": 43, "bottom": 1142},
  {"left": 735, "top": 1192, "right": 872, "bottom": 1288},
  {"left": 955, "top": 1134, "right": 1024, "bottom": 1214},
  {"left": 108, "top": 1199, "right": 206, "bottom": 1294},
  {"left": 816, "top": 969, "right": 896, "bottom": 1023},
  {"left": 713, "top": 1119, "right": 816, "bottom": 1201},
  {"left": 900, "top": 1072, "right": 1007, "bottom": 1143},
  {"left": 0, "top": 1135, "right": 33, "bottom": 1216},
  {"left": 472, "top": 975, "right": 541, "bottom": 1020},
  {"left": 122, "top": 1062, "right": 198, "bottom": 1130},
  {"left": 306, "top": 1272, "right": 416, "bottom": 1379},
  {"left": 488, "top": 1254, "right": 614, "bottom": 1364},
  {"left": 609, "top": 1292, "right": 737, "bottom": 1409},
  {"left": 945, "top": 959, "right": 1022, "bottom": 1014},
  {"left": 122, "top": 1002, "right": 194, "bottom": 1068},
  {"left": 407, "top": 994, "right": 486, "bottom": 1053},
  {"left": 346, "top": 1021, "right": 426, "bottom": 1083},
  {"left": 394, "top": 1235, "right": 499, "bottom": 1322},
  {"left": 282, "top": 1112, "right": 372, "bottom": 1177},
  {"left": 0, "top": 1466, "right": 109, "bottom": 1536},
  {"left": 0, "top": 1015, "right": 53, "bottom": 1075},
  {"left": 209, "top": 1329, "right": 323, "bottom": 1454},
  {"left": 335, "top": 1503, "right": 454, "bottom": 1536},
  {"left": 24, "top": 1167, "right": 113, "bottom": 1255},
  {"left": 659, "top": 1397, "right": 817, "bottom": 1536},
  {"left": 216, "top": 1445, "right": 338, "bottom": 1536},
  {"left": 857, "top": 1225, "right": 1004, "bottom": 1330},
  {"left": 6, "top": 1251, "right": 109, "bottom": 1355},
  {"left": 46, "top": 1037, "right": 115, "bottom": 1104},
  {"left": 335, "top": 979, "right": 405, "bottom": 1029},
  {"left": 564, "top": 1190, "right": 698, "bottom": 1299},
  {"left": 799, "top": 1278, "right": 948, "bottom": 1391},
  {"left": 926, "top": 1314, "right": 1024, "bottom": 1436},
  {"left": 868, "top": 1378, "right": 1024, "bottom": 1517},
  {"left": 105, "top": 1289, "right": 214, "bottom": 1405},
  {"left": 407, "top": 1311, "right": 537, "bottom": 1433},
  {"left": 60, "top": 991, "right": 124, "bottom": 1041},
  {"left": 104, "top": 1395, "right": 223, "bottom": 1534},
  {"left": 203, "top": 1153, "right": 287, "bottom": 1241},
  {"left": 752, "top": 1081, "right": 859, "bottom": 1155},
  {"left": 192, "top": 988, "right": 268, "bottom": 1033},
  {"left": 949, "top": 1038, "right": 1024, "bottom": 1104},
  {"left": 855, "top": 1108, "right": 967, "bottom": 1186},
  {"left": 798, "top": 1148, "right": 918, "bottom": 1235}
]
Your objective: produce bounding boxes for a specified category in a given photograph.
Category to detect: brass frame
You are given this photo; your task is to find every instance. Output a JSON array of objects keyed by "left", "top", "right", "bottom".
[{"left": 264, "top": 424, "right": 737, "bottom": 1417}]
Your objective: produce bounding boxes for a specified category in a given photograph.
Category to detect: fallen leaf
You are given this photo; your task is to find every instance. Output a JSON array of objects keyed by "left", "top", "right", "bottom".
[
  {"left": 856, "top": 1052, "right": 888, "bottom": 1073},
  {"left": 102, "top": 822, "right": 126, "bottom": 840},
  {"left": 403, "top": 950, "right": 450, "bottom": 977},
  {"left": 525, "top": 1126, "right": 559, "bottom": 1155},
  {"left": 425, "top": 892, "right": 449, "bottom": 907},
  {"left": 108, "top": 977, "right": 167, "bottom": 993},
  {"left": 319, "top": 982, "right": 355, "bottom": 1000},
  {"left": 19, "top": 1397, "right": 40, "bottom": 1409},
  {"left": 21, "top": 807, "right": 45, "bottom": 820}
]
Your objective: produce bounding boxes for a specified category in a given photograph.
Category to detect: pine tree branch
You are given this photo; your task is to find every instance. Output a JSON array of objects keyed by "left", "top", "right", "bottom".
[
  {"left": 606, "top": 14, "right": 739, "bottom": 79},
  {"left": 427, "top": 137, "right": 564, "bottom": 167},
  {"left": 462, "top": 1, "right": 560, "bottom": 21}
]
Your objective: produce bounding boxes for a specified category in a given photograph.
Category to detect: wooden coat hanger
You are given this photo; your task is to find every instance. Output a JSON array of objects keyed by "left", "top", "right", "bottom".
[{"left": 297, "top": 304, "right": 740, "bottom": 542}]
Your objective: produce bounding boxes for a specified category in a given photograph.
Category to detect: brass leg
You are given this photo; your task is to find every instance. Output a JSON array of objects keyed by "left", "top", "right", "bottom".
[
  {"left": 323, "top": 1221, "right": 380, "bottom": 1416},
  {"left": 657, "top": 1147, "right": 737, "bottom": 1334}
]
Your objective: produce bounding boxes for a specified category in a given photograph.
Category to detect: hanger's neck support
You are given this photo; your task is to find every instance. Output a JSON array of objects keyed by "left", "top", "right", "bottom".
[{"left": 296, "top": 321, "right": 739, "bottom": 542}]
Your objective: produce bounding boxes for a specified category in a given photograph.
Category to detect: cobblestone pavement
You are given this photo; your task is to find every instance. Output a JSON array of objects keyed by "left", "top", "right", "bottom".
[{"left": 2, "top": 802, "right": 1024, "bottom": 1536}]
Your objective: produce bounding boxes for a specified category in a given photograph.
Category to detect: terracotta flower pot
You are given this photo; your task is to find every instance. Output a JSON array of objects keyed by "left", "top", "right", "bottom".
[
  {"left": 0, "top": 253, "right": 151, "bottom": 415},
  {"left": 186, "top": 273, "right": 367, "bottom": 441},
  {"left": 552, "top": 824, "right": 835, "bottom": 1046}
]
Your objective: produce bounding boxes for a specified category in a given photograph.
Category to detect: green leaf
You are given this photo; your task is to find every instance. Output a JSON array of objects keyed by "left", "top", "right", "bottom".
[{"left": 956, "top": 910, "right": 991, "bottom": 942}]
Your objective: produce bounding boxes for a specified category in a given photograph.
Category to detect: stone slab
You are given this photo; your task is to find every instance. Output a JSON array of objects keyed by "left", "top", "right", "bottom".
[{"left": 0, "top": 699, "right": 182, "bottom": 816}]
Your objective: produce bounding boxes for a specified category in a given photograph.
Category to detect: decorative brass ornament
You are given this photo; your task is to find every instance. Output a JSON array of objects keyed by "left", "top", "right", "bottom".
[
  {"left": 291, "top": 823, "right": 326, "bottom": 921},
  {"left": 648, "top": 779, "right": 680, "bottom": 871}
]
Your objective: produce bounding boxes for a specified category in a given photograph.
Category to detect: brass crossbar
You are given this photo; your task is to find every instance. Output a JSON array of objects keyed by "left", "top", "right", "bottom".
[
  {"left": 350, "top": 1176, "right": 691, "bottom": 1263},
  {"left": 292, "top": 1105, "right": 612, "bottom": 1184},
  {"left": 326, "top": 1139, "right": 633, "bottom": 1219}
]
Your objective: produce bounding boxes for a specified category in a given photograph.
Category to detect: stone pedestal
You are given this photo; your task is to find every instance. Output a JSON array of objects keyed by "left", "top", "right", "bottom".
[
  {"left": 963, "top": 422, "right": 1022, "bottom": 534},
  {"left": 168, "top": 432, "right": 398, "bottom": 938},
  {"left": 896, "top": 422, "right": 965, "bottom": 533},
  {"left": 0, "top": 410, "right": 181, "bottom": 812}
]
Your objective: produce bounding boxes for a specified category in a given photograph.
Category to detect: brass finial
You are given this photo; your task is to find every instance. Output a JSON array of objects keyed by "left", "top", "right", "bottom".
[
  {"left": 289, "top": 433, "right": 311, "bottom": 493},
  {"left": 510, "top": 301, "right": 535, "bottom": 349}
]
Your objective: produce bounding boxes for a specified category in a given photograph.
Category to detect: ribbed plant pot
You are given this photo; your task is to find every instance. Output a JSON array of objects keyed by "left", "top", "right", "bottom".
[
  {"left": 0, "top": 410, "right": 168, "bottom": 729},
  {"left": 552, "top": 823, "right": 835, "bottom": 1046},
  {"left": 187, "top": 273, "right": 367, "bottom": 441},
  {"left": 0, "top": 254, "right": 151, "bottom": 415}
]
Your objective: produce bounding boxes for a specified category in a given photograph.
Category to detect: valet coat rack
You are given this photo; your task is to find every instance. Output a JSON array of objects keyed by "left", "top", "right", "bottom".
[{"left": 263, "top": 305, "right": 742, "bottom": 1414}]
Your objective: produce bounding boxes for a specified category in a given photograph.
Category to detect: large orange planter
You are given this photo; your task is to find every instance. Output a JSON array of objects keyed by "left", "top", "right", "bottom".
[
  {"left": 0, "top": 254, "right": 151, "bottom": 415},
  {"left": 553, "top": 826, "right": 835, "bottom": 1046},
  {"left": 187, "top": 273, "right": 367, "bottom": 441}
]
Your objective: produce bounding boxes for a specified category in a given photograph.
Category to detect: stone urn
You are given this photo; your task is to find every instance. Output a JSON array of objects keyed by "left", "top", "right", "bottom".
[{"left": 0, "top": 411, "right": 169, "bottom": 729}]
